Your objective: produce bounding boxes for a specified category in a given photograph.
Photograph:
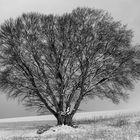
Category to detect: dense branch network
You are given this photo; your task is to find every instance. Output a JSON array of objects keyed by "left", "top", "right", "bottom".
[{"left": 0, "top": 8, "right": 140, "bottom": 125}]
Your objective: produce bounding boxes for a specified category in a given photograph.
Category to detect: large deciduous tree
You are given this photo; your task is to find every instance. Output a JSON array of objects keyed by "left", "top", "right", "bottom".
[{"left": 0, "top": 8, "right": 140, "bottom": 126}]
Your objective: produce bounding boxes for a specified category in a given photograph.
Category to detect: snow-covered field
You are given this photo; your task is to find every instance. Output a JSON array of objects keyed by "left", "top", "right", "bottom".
[{"left": 1, "top": 109, "right": 140, "bottom": 140}]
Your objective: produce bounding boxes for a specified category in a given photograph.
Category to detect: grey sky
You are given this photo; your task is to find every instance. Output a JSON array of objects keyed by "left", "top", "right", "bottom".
[{"left": 0, "top": 0, "right": 140, "bottom": 118}]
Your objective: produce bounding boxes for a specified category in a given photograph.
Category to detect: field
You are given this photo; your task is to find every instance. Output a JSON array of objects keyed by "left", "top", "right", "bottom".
[{"left": 0, "top": 109, "right": 140, "bottom": 140}]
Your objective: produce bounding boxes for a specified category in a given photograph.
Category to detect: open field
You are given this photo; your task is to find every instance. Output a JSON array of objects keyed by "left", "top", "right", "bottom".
[{"left": 1, "top": 109, "right": 140, "bottom": 140}]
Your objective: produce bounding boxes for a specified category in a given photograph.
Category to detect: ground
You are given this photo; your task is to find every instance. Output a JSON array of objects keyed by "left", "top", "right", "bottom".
[{"left": 0, "top": 110, "right": 140, "bottom": 140}]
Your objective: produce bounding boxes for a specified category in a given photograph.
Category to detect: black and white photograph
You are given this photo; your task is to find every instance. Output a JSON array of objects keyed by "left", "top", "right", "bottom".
[{"left": 0, "top": 0, "right": 140, "bottom": 139}]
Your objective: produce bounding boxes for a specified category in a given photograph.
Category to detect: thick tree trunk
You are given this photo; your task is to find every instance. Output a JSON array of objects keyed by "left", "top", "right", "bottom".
[
  {"left": 56, "top": 114, "right": 73, "bottom": 126},
  {"left": 64, "top": 115, "right": 73, "bottom": 126}
]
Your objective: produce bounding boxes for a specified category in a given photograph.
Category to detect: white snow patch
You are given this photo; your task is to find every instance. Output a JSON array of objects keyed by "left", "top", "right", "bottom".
[
  {"left": 0, "top": 130, "right": 37, "bottom": 139},
  {"left": 41, "top": 125, "right": 86, "bottom": 136},
  {"left": 0, "top": 125, "right": 86, "bottom": 139}
]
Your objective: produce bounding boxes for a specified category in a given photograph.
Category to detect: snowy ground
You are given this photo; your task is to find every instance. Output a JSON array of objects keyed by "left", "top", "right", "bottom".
[{"left": 1, "top": 109, "right": 140, "bottom": 140}]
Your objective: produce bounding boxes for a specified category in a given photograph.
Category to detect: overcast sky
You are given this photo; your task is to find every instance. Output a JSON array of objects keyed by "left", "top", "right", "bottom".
[{"left": 0, "top": 0, "right": 140, "bottom": 118}]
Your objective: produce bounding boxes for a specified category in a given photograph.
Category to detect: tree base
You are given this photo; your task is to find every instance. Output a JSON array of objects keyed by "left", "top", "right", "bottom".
[
  {"left": 56, "top": 115, "right": 74, "bottom": 126},
  {"left": 37, "top": 115, "right": 78, "bottom": 134},
  {"left": 37, "top": 123, "right": 79, "bottom": 134}
]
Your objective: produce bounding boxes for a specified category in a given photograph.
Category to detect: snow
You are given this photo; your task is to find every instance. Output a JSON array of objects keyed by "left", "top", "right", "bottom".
[
  {"left": 0, "top": 125, "right": 86, "bottom": 139},
  {"left": 0, "top": 109, "right": 140, "bottom": 139},
  {"left": 41, "top": 125, "right": 86, "bottom": 136},
  {"left": 0, "top": 114, "right": 55, "bottom": 123},
  {"left": 0, "top": 129, "right": 38, "bottom": 139},
  {"left": 0, "top": 109, "right": 137, "bottom": 123}
]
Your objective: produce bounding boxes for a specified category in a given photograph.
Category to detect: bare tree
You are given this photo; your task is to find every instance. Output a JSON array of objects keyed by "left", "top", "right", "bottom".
[{"left": 0, "top": 8, "right": 140, "bottom": 126}]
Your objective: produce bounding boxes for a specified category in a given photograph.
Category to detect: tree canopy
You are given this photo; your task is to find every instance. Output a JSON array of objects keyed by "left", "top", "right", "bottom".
[{"left": 0, "top": 7, "right": 140, "bottom": 125}]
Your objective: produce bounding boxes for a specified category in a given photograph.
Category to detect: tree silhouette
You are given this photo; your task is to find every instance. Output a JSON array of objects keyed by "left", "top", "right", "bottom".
[{"left": 0, "top": 8, "right": 140, "bottom": 126}]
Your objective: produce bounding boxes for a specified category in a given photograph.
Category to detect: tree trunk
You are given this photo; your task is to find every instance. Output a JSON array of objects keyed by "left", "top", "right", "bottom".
[
  {"left": 64, "top": 115, "right": 73, "bottom": 126},
  {"left": 56, "top": 114, "right": 73, "bottom": 126}
]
